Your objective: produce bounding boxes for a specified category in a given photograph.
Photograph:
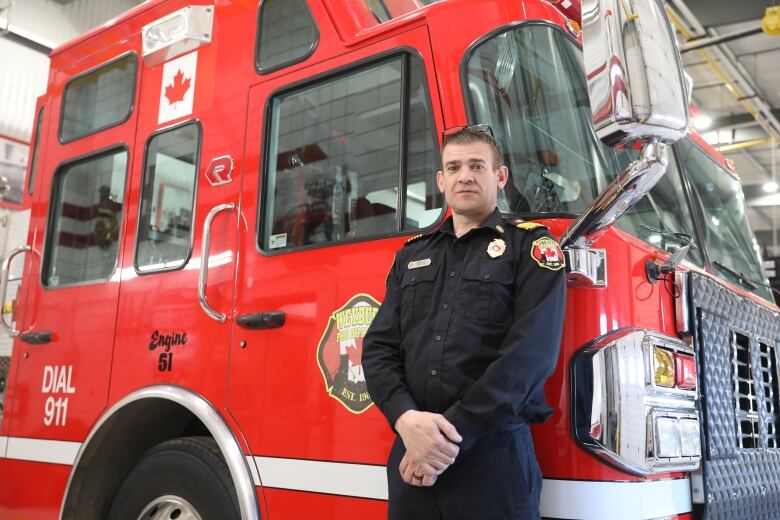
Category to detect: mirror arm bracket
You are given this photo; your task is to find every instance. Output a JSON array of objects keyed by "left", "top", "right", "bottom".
[{"left": 560, "top": 141, "right": 669, "bottom": 250}]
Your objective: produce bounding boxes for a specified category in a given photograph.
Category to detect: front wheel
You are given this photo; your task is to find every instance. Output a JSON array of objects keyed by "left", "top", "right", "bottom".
[{"left": 108, "top": 436, "right": 240, "bottom": 520}]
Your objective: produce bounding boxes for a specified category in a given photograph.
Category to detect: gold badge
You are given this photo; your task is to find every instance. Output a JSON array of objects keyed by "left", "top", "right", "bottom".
[{"left": 487, "top": 238, "right": 506, "bottom": 258}]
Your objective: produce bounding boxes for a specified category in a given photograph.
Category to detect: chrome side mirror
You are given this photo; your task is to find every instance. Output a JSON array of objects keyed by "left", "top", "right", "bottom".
[
  {"left": 561, "top": 0, "right": 690, "bottom": 249},
  {"left": 584, "top": 0, "right": 689, "bottom": 146}
]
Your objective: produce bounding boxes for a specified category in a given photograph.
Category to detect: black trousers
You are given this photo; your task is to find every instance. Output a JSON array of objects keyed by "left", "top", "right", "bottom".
[{"left": 387, "top": 423, "right": 542, "bottom": 520}]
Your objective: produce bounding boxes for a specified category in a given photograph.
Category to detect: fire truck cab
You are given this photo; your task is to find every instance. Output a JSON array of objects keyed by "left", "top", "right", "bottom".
[{"left": 1, "top": 0, "right": 778, "bottom": 519}]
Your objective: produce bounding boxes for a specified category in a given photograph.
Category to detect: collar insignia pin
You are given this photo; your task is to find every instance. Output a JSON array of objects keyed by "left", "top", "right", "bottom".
[{"left": 487, "top": 238, "right": 506, "bottom": 258}]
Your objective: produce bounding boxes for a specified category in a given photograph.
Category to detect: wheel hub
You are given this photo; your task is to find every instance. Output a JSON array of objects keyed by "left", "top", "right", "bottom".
[{"left": 138, "top": 495, "right": 202, "bottom": 520}]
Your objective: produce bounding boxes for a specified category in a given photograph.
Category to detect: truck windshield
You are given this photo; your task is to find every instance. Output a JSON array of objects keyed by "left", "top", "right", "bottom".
[
  {"left": 465, "top": 23, "right": 772, "bottom": 301},
  {"left": 465, "top": 23, "right": 621, "bottom": 215},
  {"left": 678, "top": 139, "right": 773, "bottom": 301}
]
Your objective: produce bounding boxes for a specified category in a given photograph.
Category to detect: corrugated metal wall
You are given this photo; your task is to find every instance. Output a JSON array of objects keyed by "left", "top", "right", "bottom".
[
  {"left": 0, "top": 0, "right": 141, "bottom": 142},
  {"left": 0, "top": 38, "right": 48, "bottom": 142},
  {"left": 10, "top": 0, "right": 142, "bottom": 49}
]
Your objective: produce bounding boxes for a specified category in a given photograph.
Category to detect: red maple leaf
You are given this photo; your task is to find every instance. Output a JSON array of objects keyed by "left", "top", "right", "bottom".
[{"left": 164, "top": 69, "right": 191, "bottom": 105}]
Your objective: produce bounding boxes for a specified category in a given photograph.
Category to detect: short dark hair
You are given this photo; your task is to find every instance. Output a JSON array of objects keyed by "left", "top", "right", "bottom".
[{"left": 441, "top": 126, "right": 503, "bottom": 169}]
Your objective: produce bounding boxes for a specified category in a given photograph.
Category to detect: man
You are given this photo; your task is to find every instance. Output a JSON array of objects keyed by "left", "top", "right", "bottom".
[{"left": 362, "top": 125, "right": 566, "bottom": 519}]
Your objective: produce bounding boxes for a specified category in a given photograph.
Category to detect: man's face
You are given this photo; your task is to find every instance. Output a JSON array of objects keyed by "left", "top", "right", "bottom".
[{"left": 436, "top": 140, "right": 508, "bottom": 219}]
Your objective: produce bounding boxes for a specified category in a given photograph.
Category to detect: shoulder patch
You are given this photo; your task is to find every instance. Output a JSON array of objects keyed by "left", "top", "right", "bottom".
[
  {"left": 515, "top": 221, "right": 548, "bottom": 232},
  {"left": 530, "top": 237, "right": 565, "bottom": 271}
]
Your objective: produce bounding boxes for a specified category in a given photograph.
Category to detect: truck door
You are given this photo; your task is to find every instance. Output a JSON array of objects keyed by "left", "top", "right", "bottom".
[
  {"left": 110, "top": 42, "right": 241, "bottom": 411},
  {"left": 1, "top": 50, "right": 140, "bottom": 509},
  {"left": 228, "top": 23, "right": 445, "bottom": 512}
]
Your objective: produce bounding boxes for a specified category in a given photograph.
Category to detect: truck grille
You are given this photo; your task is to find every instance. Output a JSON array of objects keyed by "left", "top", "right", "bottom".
[
  {"left": 689, "top": 271, "right": 780, "bottom": 520},
  {"left": 733, "top": 331, "right": 760, "bottom": 448},
  {"left": 732, "top": 332, "right": 780, "bottom": 449},
  {"left": 757, "top": 341, "right": 780, "bottom": 448}
]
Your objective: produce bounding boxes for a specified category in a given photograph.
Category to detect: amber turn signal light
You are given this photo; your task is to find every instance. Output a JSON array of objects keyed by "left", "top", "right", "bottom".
[{"left": 653, "top": 346, "right": 676, "bottom": 388}]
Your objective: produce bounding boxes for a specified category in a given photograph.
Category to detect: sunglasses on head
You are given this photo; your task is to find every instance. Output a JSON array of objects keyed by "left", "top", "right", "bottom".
[{"left": 441, "top": 124, "right": 496, "bottom": 144}]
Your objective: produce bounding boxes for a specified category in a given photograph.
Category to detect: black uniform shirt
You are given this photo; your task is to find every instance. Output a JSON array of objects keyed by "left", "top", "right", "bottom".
[{"left": 362, "top": 208, "right": 567, "bottom": 448}]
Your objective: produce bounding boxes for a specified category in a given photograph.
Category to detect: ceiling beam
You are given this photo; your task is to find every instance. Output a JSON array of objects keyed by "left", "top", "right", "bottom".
[
  {"left": 707, "top": 109, "right": 780, "bottom": 132},
  {"left": 678, "top": 0, "right": 769, "bottom": 27}
]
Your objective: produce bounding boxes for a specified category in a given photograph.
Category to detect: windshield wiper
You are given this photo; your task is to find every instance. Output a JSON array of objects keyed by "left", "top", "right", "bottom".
[
  {"left": 640, "top": 225, "right": 697, "bottom": 249},
  {"left": 711, "top": 261, "right": 759, "bottom": 290},
  {"left": 642, "top": 225, "right": 697, "bottom": 283}
]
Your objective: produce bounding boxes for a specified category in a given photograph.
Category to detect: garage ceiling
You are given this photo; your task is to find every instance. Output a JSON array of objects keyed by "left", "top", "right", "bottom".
[
  {"left": 669, "top": 0, "right": 780, "bottom": 259},
  {"left": 4, "top": 0, "right": 780, "bottom": 259}
]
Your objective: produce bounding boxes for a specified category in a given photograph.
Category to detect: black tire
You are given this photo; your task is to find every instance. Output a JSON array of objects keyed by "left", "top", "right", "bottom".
[{"left": 108, "top": 436, "right": 240, "bottom": 520}]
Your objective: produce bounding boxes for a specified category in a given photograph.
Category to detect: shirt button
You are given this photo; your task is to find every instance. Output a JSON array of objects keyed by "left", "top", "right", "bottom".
[
  {"left": 431, "top": 369, "right": 437, "bottom": 376},
  {"left": 449, "top": 271, "right": 455, "bottom": 277},
  {"left": 435, "top": 335, "right": 442, "bottom": 341},
  {"left": 442, "top": 304, "right": 449, "bottom": 309}
]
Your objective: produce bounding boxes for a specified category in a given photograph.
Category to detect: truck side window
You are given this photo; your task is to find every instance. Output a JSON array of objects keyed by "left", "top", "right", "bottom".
[
  {"left": 257, "top": 0, "right": 318, "bottom": 74},
  {"left": 136, "top": 123, "right": 200, "bottom": 272},
  {"left": 28, "top": 107, "right": 45, "bottom": 195},
  {"left": 60, "top": 54, "right": 137, "bottom": 143},
  {"left": 43, "top": 149, "right": 128, "bottom": 287},
  {"left": 262, "top": 53, "right": 442, "bottom": 251}
]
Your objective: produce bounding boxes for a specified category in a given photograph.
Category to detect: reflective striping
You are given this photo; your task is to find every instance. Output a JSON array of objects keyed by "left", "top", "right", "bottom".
[
  {"left": 541, "top": 477, "right": 692, "bottom": 520},
  {"left": 253, "top": 457, "right": 388, "bottom": 500},
  {"left": 246, "top": 455, "right": 261, "bottom": 487},
  {"left": 5, "top": 437, "right": 82, "bottom": 466},
  {"left": 0, "top": 436, "right": 7, "bottom": 458},
  {"left": 250, "top": 456, "right": 691, "bottom": 518}
]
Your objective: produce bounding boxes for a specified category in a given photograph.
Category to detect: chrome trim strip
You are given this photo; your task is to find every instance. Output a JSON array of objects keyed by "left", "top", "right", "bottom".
[
  {"left": 59, "top": 385, "right": 259, "bottom": 520},
  {"left": 540, "top": 477, "right": 692, "bottom": 519},
  {"left": 675, "top": 271, "right": 690, "bottom": 337},
  {"left": 198, "top": 203, "right": 235, "bottom": 322},
  {"left": 0, "top": 435, "right": 8, "bottom": 457}
]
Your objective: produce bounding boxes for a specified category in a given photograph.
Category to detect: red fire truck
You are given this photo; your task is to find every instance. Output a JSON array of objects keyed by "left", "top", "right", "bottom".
[{"left": 1, "top": 0, "right": 778, "bottom": 518}]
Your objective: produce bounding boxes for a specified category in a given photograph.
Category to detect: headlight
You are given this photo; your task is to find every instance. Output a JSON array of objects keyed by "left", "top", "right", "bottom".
[
  {"left": 571, "top": 329, "right": 701, "bottom": 475},
  {"left": 654, "top": 415, "right": 682, "bottom": 458}
]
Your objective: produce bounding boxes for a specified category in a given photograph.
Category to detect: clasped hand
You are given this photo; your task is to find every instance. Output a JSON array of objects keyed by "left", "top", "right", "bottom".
[{"left": 395, "top": 410, "right": 462, "bottom": 487}]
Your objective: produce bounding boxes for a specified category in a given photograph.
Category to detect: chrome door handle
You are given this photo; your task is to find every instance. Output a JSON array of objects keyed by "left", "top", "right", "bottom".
[
  {"left": 199, "top": 203, "right": 235, "bottom": 322},
  {"left": 1, "top": 245, "right": 31, "bottom": 337}
]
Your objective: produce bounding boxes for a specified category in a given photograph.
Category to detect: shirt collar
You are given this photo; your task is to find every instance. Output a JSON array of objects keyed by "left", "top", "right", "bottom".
[{"left": 437, "top": 208, "right": 505, "bottom": 237}]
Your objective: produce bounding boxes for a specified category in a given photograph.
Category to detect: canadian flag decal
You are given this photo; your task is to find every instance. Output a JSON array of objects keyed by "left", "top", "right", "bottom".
[
  {"left": 158, "top": 51, "right": 198, "bottom": 124},
  {"left": 164, "top": 69, "right": 191, "bottom": 105}
]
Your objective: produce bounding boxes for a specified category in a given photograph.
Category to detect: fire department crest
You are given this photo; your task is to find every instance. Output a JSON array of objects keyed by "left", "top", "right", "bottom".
[
  {"left": 531, "top": 237, "right": 565, "bottom": 271},
  {"left": 317, "top": 294, "right": 380, "bottom": 413}
]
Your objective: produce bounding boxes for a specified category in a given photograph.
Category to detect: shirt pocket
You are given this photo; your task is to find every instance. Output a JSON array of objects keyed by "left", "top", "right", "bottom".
[
  {"left": 400, "top": 263, "right": 439, "bottom": 329},
  {"left": 461, "top": 261, "right": 514, "bottom": 324}
]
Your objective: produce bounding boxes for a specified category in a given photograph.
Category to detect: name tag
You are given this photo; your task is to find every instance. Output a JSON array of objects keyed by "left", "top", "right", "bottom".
[{"left": 408, "top": 258, "right": 432, "bottom": 269}]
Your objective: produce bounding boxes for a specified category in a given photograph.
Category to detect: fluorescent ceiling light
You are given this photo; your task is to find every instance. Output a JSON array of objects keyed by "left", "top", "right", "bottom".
[{"left": 693, "top": 115, "right": 713, "bottom": 131}]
